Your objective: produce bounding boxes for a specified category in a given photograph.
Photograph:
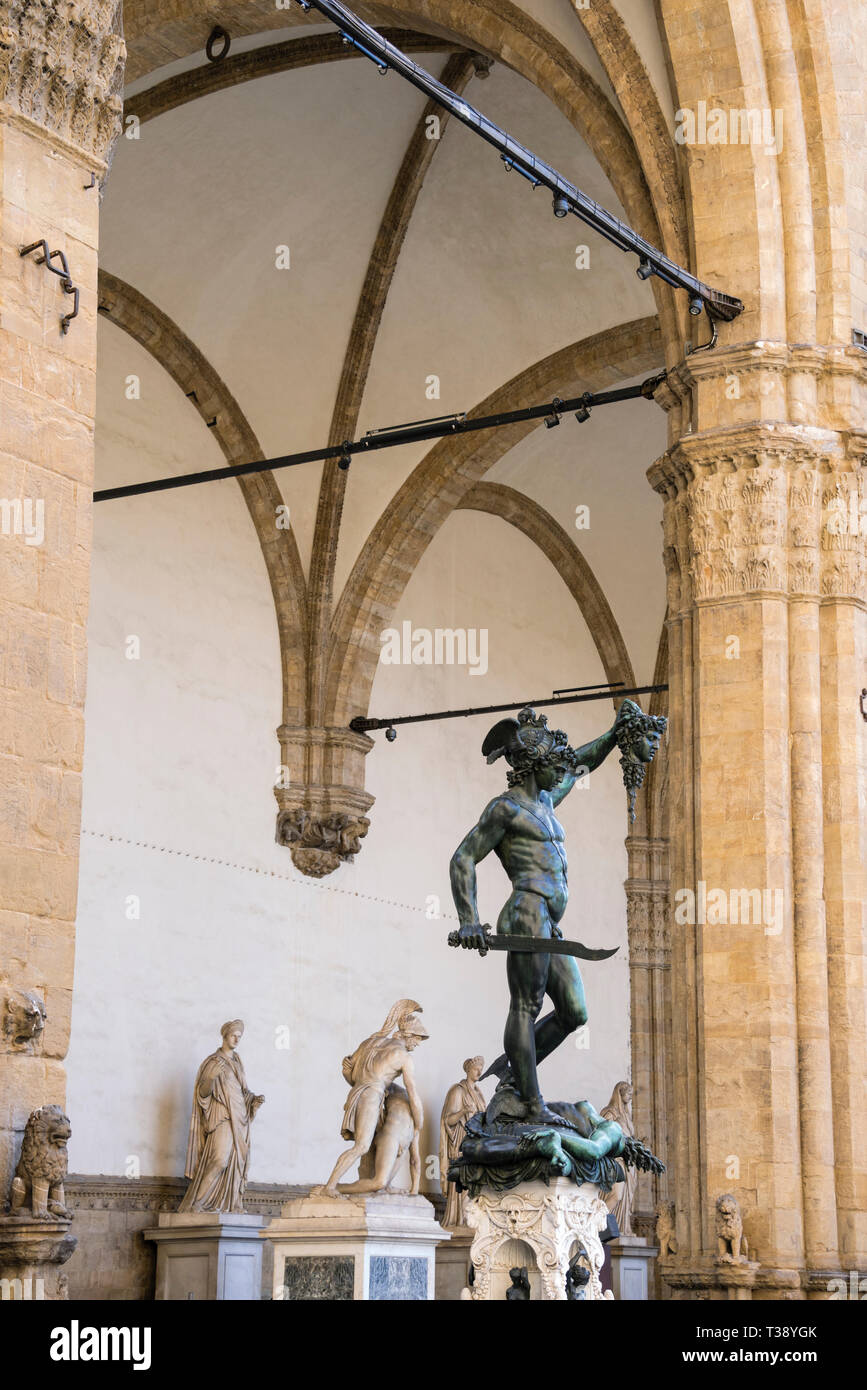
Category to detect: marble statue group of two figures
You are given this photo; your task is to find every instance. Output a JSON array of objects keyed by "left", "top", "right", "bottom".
[{"left": 179, "top": 698, "right": 667, "bottom": 1294}]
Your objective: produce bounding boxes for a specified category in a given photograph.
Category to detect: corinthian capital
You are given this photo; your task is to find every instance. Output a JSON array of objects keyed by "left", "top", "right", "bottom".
[{"left": 0, "top": 0, "right": 126, "bottom": 163}]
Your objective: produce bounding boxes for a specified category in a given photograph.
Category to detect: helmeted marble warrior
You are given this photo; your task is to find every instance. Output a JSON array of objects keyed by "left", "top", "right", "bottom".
[
  {"left": 179, "top": 1020, "right": 264, "bottom": 1214},
  {"left": 318, "top": 999, "right": 428, "bottom": 1197}
]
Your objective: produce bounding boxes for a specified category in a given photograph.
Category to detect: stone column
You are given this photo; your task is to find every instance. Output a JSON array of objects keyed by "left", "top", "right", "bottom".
[
  {"left": 0, "top": 0, "right": 124, "bottom": 1292},
  {"left": 648, "top": 372, "right": 867, "bottom": 1296},
  {"left": 625, "top": 832, "right": 671, "bottom": 1229}
]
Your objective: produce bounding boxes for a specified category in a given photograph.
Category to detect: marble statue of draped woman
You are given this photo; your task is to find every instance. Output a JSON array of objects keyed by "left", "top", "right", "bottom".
[
  {"left": 439, "top": 1056, "right": 486, "bottom": 1228},
  {"left": 601, "top": 1080, "right": 636, "bottom": 1236},
  {"left": 179, "top": 1020, "right": 264, "bottom": 1215}
]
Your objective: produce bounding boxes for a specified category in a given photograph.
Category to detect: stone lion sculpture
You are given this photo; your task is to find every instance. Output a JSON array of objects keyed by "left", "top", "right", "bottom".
[
  {"left": 7, "top": 1106, "right": 73, "bottom": 1220},
  {"left": 715, "top": 1192, "right": 749, "bottom": 1263},
  {"left": 655, "top": 1199, "right": 678, "bottom": 1259},
  {"left": 4, "top": 988, "right": 47, "bottom": 1051}
]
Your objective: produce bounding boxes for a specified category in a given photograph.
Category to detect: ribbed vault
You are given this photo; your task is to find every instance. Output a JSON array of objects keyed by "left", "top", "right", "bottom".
[{"left": 326, "top": 314, "right": 663, "bottom": 726}]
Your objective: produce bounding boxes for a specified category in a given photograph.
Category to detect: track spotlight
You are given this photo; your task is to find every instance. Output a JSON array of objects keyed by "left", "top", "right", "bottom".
[
  {"left": 385, "top": 726, "right": 397, "bottom": 742},
  {"left": 574, "top": 395, "right": 592, "bottom": 424},
  {"left": 636, "top": 257, "right": 653, "bottom": 281},
  {"left": 338, "top": 441, "right": 352, "bottom": 471},
  {"left": 688, "top": 295, "right": 704, "bottom": 316},
  {"left": 552, "top": 194, "right": 570, "bottom": 218},
  {"left": 544, "top": 396, "right": 563, "bottom": 428}
]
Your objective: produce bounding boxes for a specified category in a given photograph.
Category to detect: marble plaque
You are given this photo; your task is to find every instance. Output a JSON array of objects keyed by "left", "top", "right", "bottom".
[
  {"left": 282, "top": 1255, "right": 355, "bottom": 1300},
  {"left": 369, "top": 1255, "right": 428, "bottom": 1301}
]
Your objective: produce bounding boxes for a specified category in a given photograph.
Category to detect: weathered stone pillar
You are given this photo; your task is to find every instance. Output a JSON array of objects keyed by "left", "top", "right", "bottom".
[
  {"left": 625, "top": 833, "right": 671, "bottom": 1229},
  {"left": 0, "top": 0, "right": 124, "bottom": 1293},
  {"left": 648, "top": 357, "right": 867, "bottom": 1297}
]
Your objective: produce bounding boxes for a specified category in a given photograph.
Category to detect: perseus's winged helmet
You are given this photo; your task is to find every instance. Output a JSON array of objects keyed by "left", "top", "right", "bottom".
[{"left": 481, "top": 706, "right": 572, "bottom": 771}]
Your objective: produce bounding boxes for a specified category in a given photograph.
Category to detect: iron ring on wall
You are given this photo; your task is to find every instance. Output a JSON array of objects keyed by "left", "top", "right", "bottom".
[{"left": 205, "top": 26, "right": 231, "bottom": 62}]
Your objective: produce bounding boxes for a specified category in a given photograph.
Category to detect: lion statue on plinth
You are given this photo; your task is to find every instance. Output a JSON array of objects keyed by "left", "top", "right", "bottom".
[
  {"left": 6, "top": 1105, "right": 73, "bottom": 1220},
  {"left": 715, "top": 1192, "right": 749, "bottom": 1263}
]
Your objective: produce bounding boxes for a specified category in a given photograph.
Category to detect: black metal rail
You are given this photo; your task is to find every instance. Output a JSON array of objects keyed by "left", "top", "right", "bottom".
[
  {"left": 300, "top": 0, "right": 744, "bottom": 322},
  {"left": 350, "top": 682, "right": 669, "bottom": 738},
  {"left": 93, "top": 374, "right": 664, "bottom": 502}
]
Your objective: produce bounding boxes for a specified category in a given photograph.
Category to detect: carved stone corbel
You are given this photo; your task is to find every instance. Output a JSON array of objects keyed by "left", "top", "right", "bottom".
[{"left": 275, "top": 725, "right": 374, "bottom": 877}]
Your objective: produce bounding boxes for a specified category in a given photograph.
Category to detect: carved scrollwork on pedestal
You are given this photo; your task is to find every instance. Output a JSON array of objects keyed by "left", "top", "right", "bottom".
[{"left": 464, "top": 1181, "right": 612, "bottom": 1301}]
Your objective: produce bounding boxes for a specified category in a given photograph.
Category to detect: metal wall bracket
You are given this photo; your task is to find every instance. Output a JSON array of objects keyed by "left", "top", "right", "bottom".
[{"left": 19, "top": 240, "right": 80, "bottom": 334}]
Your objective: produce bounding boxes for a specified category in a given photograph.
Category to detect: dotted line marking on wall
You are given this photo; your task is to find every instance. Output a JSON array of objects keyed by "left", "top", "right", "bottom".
[{"left": 81, "top": 828, "right": 458, "bottom": 919}]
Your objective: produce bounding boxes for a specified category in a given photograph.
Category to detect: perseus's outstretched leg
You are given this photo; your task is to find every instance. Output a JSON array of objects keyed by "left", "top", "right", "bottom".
[
  {"left": 533, "top": 953, "right": 587, "bottom": 1065},
  {"left": 500, "top": 891, "right": 548, "bottom": 1104},
  {"left": 484, "top": 953, "right": 588, "bottom": 1086},
  {"left": 500, "top": 891, "right": 572, "bottom": 1120}
]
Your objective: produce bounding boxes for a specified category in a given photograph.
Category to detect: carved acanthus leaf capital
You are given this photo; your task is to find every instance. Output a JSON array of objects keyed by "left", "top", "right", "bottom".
[
  {"left": 0, "top": 1, "right": 125, "bottom": 163},
  {"left": 649, "top": 425, "right": 866, "bottom": 608}
]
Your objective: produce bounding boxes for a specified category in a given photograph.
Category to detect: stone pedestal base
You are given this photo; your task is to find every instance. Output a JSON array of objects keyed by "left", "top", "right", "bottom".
[
  {"left": 608, "top": 1235, "right": 657, "bottom": 1299},
  {"left": 264, "top": 1192, "right": 446, "bottom": 1300},
  {"left": 662, "top": 1258, "right": 777, "bottom": 1300},
  {"left": 144, "top": 1213, "right": 264, "bottom": 1300},
  {"left": 463, "top": 1178, "right": 613, "bottom": 1301},
  {"left": 436, "top": 1226, "right": 473, "bottom": 1301},
  {"left": 0, "top": 1216, "right": 76, "bottom": 1299}
]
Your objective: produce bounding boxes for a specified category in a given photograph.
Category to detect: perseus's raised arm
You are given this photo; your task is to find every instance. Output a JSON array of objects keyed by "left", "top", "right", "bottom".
[
  {"left": 550, "top": 725, "right": 619, "bottom": 806},
  {"left": 449, "top": 798, "right": 514, "bottom": 930}
]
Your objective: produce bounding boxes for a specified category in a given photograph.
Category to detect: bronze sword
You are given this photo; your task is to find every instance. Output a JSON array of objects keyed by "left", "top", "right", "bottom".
[{"left": 446, "top": 928, "right": 618, "bottom": 961}]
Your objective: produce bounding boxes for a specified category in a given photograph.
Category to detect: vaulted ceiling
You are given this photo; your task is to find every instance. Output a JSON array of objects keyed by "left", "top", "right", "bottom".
[{"left": 93, "top": 0, "right": 684, "bottom": 813}]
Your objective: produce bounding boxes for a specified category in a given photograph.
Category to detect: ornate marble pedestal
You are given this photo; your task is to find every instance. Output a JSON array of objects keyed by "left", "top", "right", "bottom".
[
  {"left": 264, "top": 1192, "right": 447, "bottom": 1300},
  {"left": 144, "top": 1212, "right": 264, "bottom": 1300},
  {"left": 608, "top": 1234, "right": 658, "bottom": 1299},
  {"left": 0, "top": 1215, "right": 76, "bottom": 1299},
  {"left": 462, "top": 1178, "right": 613, "bottom": 1301}
]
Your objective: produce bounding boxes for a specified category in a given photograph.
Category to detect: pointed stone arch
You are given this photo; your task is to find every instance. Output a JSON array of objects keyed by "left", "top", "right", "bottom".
[{"left": 96, "top": 270, "right": 308, "bottom": 726}]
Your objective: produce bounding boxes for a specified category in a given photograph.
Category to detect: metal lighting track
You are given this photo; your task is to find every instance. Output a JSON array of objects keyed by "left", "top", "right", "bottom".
[
  {"left": 300, "top": 0, "right": 744, "bottom": 322},
  {"left": 350, "top": 682, "right": 669, "bottom": 737},
  {"left": 93, "top": 375, "right": 664, "bottom": 502}
]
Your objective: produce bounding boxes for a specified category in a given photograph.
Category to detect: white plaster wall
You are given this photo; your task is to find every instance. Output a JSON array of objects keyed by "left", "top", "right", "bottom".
[
  {"left": 68, "top": 331, "right": 633, "bottom": 1186},
  {"left": 487, "top": 377, "right": 667, "bottom": 682}
]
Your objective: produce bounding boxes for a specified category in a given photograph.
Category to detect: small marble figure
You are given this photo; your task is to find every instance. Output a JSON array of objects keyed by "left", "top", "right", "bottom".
[
  {"left": 715, "top": 1193, "right": 749, "bottom": 1263},
  {"left": 317, "top": 999, "right": 428, "bottom": 1198},
  {"left": 439, "top": 1056, "right": 486, "bottom": 1228},
  {"left": 505, "top": 1266, "right": 530, "bottom": 1300},
  {"left": 7, "top": 1106, "right": 72, "bottom": 1220},
  {"left": 601, "top": 1080, "right": 637, "bottom": 1236},
  {"left": 179, "top": 1020, "right": 264, "bottom": 1214}
]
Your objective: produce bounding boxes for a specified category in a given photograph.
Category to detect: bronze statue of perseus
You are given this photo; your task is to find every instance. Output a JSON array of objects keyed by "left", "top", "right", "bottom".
[{"left": 449, "top": 700, "right": 665, "bottom": 1126}]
